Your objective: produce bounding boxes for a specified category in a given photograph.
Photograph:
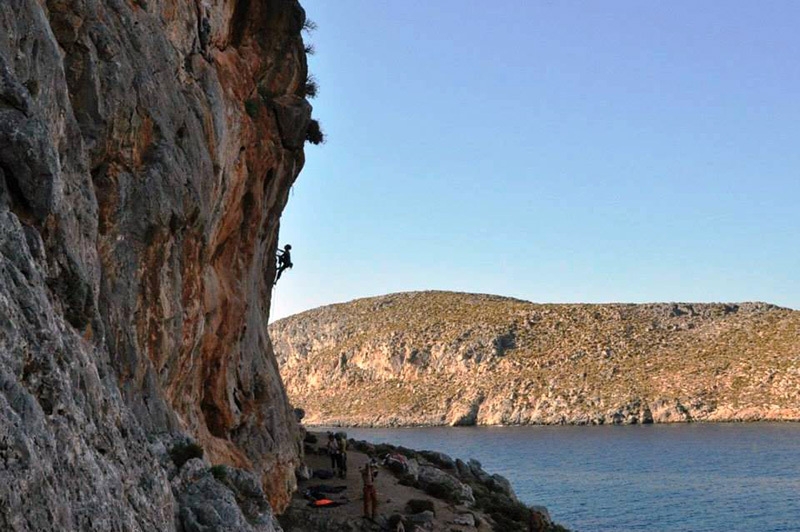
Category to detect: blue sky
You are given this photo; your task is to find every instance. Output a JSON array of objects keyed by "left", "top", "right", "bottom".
[{"left": 271, "top": 1, "right": 799, "bottom": 320}]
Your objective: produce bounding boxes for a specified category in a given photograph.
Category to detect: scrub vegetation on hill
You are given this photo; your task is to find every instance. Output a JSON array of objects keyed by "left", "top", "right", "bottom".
[{"left": 271, "top": 291, "right": 800, "bottom": 426}]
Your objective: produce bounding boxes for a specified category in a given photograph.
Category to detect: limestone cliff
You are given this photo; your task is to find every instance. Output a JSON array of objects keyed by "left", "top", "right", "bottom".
[
  {"left": 271, "top": 291, "right": 800, "bottom": 426},
  {"left": 0, "top": 0, "right": 314, "bottom": 529}
]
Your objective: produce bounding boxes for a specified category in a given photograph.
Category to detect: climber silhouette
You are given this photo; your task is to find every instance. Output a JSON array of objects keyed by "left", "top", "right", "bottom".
[{"left": 274, "top": 244, "right": 293, "bottom": 285}]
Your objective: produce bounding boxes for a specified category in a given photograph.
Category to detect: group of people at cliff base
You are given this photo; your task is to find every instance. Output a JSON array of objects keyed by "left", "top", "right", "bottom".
[
  {"left": 326, "top": 432, "right": 348, "bottom": 479},
  {"left": 323, "top": 432, "right": 380, "bottom": 521},
  {"left": 309, "top": 435, "right": 546, "bottom": 531}
]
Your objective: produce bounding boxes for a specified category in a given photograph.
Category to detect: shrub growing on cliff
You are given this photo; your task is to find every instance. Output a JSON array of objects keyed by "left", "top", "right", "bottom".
[
  {"left": 303, "top": 74, "right": 319, "bottom": 98},
  {"left": 302, "top": 18, "right": 317, "bottom": 33},
  {"left": 304, "top": 43, "right": 316, "bottom": 55},
  {"left": 170, "top": 441, "right": 204, "bottom": 469},
  {"left": 406, "top": 499, "right": 435, "bottom": 515},
  {"left": 210, "top": 465, "right": 227, "bottom": 482},
  {"left": 244, "top": 99, "right": 260, "bottom": 118},
  {"left": 306, "top": 119, "right": 325, "bottom": 145}
]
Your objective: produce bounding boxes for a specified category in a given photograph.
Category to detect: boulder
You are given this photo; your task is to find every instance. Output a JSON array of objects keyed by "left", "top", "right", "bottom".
[
  {"left": 467, "top": 459, "right": 492, "bottom": 485},
  {"left": 176, "top": 462, "right": 283, "bottom": 532},
  {"left": 350, "top": 439, "right": 377, "bottom": 455},
  {"left": 407, "top": 458, "right": 420, "bottom": 480},
  {"left": 406, "top": 510, "right": 435, "bottom": 527},
  {"left": 417, "top": 465, "right": 474, "bottom": 505},
  {"left": 295, "top": 464, "right": 313, "bottom": 481},
  {"left": 405, "top": 499, "right": 435, "bottom": 515},
  {"left": 650, "top": 398, "right": 692, "bottom": 422},
  {"left": 488, "top": 474, "right": 517, "bottom": 501},
  {"left": 451, "top": 513, "right": 475, "bottom": 527},
  {"left": 455, "top": 459, "right": 472, "bottom": 479},
  {"left": 272, "top": 95, "right": 312, "bottom": 150},
  {"left": 530, "top": 505, "right": 552, "bottom": 525},
  {"left": 419, "top": 450, "right": 456, "bottom": 470},
  {"left": 609, "top": 399, "right": 655, "bottom": 425}
]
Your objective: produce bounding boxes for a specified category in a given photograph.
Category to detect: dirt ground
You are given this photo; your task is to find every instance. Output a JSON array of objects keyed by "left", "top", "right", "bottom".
[{"left": 281, "top": 435, "right": 490, "bottom": 531}]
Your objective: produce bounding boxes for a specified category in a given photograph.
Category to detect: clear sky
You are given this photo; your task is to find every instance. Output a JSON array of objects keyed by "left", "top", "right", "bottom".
[{"left": 271, "top": 1, "right": 800, "bottom": 321}]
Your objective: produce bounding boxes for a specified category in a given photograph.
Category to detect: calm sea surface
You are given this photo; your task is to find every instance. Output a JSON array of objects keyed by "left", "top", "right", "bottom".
[{"left": 330, "top": 423, "right": 800, "bottom": 532}]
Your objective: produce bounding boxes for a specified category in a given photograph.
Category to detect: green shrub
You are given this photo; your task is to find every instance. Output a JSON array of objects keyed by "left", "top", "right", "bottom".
[
  {"left": 490, "top": 511, "right": 527, "bottom": 532},
  {"left": 350, "top": 440, "right": 374, "bottom": 454},
  {"left": 373, "top": 443, "right": 396, "bottom": 457},
  {"left": 24, "top": 79, "right": 39, "bottom": 97},
  {"left": 406, "top": 499, "right": 435, "bottom": 515},
  {"left": 170, "top": 441, "right": 204, "bottom": 469},
  {"left": 423, "top": 482, "right": 453, "bottom": 502},
  {"left": 306, "top": 119, "right": 325, "bottom": 145},
  {"left": 302, "top": 18, "right": 317, "bottom": 33},
  {"left": 210, "top": 465, "right": 227, "bottom": 482},
  {"left": 472, "top": 485, "right": 530, "bottom": 531},
  {"left": 303, "top": 75, "right": 319, "bottom": 98},
  {"left": 244, "top": 99, "right": 260, "bottom": 118},
  {"left": 398, "top": 475, "right": 417, "bottom": 487}
]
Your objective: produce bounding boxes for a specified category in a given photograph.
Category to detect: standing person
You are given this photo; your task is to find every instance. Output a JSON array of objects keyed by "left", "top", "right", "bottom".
[
  {"left": 274, "top": 244, "right": 293, "bottom": 285},
  {"left": 336, "top": 432, "right": 348, "bottom": 478},
  {"left": 361, "top": 457, "right": 379, "bottom": 520},
  {"left": 326, "top": 433, "right": 340, "bottom": 476}
]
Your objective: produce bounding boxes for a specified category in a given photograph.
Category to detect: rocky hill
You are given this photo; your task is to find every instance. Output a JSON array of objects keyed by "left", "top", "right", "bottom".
[
  {"left": 1, "top": 0, "right": 316, "bottom": 529},
  {"left": 271, "top": 291, "right": 800, "bottom": 426}
]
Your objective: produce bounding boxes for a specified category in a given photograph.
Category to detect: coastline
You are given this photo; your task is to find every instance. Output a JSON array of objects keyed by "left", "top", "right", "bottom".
[
  {"left": 302, "top": 414, "right": 800, "bottom": 429},
  {"left": 300, "top": 422, "right": 800, "bottom": 531},
  {"left": 281, "top": 430, "right": 570, "bottom": 531}
]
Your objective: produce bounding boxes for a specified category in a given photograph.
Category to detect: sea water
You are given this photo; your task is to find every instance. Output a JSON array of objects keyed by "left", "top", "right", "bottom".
[{"left": 333, "top": 423, "right": 800, "bottom": 532}]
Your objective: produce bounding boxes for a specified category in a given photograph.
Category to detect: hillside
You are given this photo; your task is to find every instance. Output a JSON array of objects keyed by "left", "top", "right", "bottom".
[{"left": 271, "top": 291, "right": 800, "bottom": 426}]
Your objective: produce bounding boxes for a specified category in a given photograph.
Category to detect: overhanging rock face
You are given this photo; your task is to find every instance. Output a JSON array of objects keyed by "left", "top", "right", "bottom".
[{"left": 0, "top": 0, "right": 311, "bottom": 528}]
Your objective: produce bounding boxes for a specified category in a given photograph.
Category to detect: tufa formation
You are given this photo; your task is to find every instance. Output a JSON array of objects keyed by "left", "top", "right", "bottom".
[
  {"left": 271, "top": 291, "right": 800, "bottom": 427},
  {"left": 1, "top": 0, "right": 316, "bottom": 529}
]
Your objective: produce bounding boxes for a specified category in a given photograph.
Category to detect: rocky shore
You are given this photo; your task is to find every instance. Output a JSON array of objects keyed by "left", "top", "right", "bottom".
[
  {"left": 272, "top": 291, "right": 800, "bottom": 428},
  {"left": 279, "top": 431, "right": 568, "bottom": 532}
]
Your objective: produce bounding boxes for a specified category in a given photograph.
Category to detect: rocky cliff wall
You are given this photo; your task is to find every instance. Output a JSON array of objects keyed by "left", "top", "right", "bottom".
[
  {"left": 272, "top": 291, "right": 800, "bottom": 427},
  {"left": 0, "top": 0, "right": 313, "bottom": 528}
]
